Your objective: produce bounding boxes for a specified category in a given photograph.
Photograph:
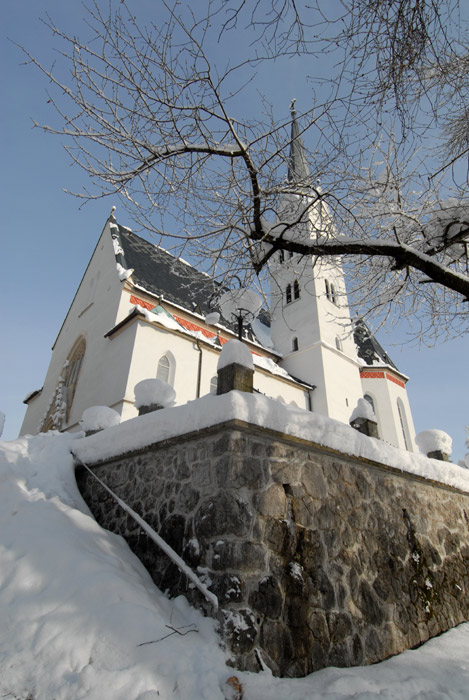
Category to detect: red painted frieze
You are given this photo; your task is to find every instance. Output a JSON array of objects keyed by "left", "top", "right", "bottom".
[
  {"left": 360, "top": 369, "right": 406, "bottom": 388},
  {"left": 360, "top": 371, "right": 385, "bottom": 379},
  {"left": 129, "top": 294, "right": 154, "bottom": 311},
  {"left": 385, "top": 373, "right": 406, "bottom": 388}
]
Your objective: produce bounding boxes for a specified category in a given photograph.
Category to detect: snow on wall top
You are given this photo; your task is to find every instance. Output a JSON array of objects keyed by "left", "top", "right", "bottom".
[
  {"left": 73, "top": 392, "right": 469, "bottom": 493},
  {"left": 217, "top": 340, "right": 254, "bottom": 371}
]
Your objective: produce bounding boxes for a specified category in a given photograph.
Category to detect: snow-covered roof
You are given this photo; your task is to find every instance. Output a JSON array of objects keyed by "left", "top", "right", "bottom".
[
  {"left": 114, "top": 222, "right": 221, "bottom": 316},
  {"left": 111, "top": 218, "right": 272, "bottom": 343},
  {"left": 353, "top": 319, "right": 399, "bottom": 370}
]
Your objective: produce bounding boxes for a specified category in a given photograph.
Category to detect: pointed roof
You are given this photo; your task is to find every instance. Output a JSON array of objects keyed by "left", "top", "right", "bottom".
[
  {"left": 354, "top": 319, "right": 399, "bottom": 370},
  {"left": 288, "top": 99, "right": 311, "bottom": 183},
  {"left": 110, "top": 219, "right": 272, "bottom": 333},
  {"left": 112, "top": 221, "right": 221, "bottom": 316}
]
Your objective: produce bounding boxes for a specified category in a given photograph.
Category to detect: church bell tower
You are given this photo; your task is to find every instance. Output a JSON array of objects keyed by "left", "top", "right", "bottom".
[{"left": 269, "top": 102, "right": 363, "bottom": 424}]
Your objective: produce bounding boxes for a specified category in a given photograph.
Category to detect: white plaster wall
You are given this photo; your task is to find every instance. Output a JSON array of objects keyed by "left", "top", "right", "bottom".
[
  {"left": 118, "top": 319, "right": 311, "bottom": 419},
  {"left": 320, "top": 347, "right": 364, "bottom": 424},
  {"left": 360, "top": 374, "right": 416, "bottom": 451},
  {"left": 269, "top": 250, "right": 362, "bottom": 425},
  {"left": 20, "top": 222, "right": 129, "bottom": 434},
  {"left": 281, "top": 341, "right": 363, "bottom": 424}
]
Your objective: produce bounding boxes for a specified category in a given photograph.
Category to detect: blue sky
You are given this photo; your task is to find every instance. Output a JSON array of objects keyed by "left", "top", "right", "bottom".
[{"left": 1, "top": 1, "right": 467, "bottom": 462}]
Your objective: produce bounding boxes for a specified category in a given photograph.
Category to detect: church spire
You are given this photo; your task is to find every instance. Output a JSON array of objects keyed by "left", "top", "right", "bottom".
[{"left": 288, "top": 99, "right": 311, "bottom": 183}]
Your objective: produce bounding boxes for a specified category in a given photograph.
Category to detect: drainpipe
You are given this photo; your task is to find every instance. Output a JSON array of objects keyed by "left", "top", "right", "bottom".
[
  {"left": 308, "top": 386, "right": 316, "bottom": 412},
  {"left": 194, "top": 337, "right": 203, "bottom": 398}
]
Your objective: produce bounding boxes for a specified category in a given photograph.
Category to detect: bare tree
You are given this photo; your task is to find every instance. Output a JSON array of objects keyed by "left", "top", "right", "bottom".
[{"left": 21, "top": 0, "right": 468, "bottom": 341}]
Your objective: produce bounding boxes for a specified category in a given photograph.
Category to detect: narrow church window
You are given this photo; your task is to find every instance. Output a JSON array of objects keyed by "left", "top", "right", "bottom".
[
  {"left": 364, "top": 394, "right": 375, "bottom": 412},
  {"left": 292, "top": 337, "right": 299, "bottom": 352},
  {"left": 325, "top": 280, "right": 331, "bottom": 300},
  {"left": 397, "top": 398, "right": 410, "bottom": 450},
  {"left": 293, "top": 280, "right": 300, "bottom": 300},
  {"left": 157, "top": 354, "right": 171, "bottom": 384},
  {"left": 279, "top": 250, "right": 284, "bottom": 263},
  {"left": 286, "top": 284, "right": 292, "bottom": 304},
  {"left": 63, "top": 336, "right": 86, "bottom": 421},
  {"left": 288, "top": 250, "right": 293, "bottom": 258},
  {"left": 335, "top": 336, "right": 342, "bottom": 351},
  {"left": 330, "top": 284, "right": 337, "bottom": 305}
]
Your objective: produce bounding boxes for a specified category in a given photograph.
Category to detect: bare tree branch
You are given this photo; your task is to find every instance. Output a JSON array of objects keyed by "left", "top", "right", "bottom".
[{"left": 19, "top": 0, "right": 469, "bottom": 342}]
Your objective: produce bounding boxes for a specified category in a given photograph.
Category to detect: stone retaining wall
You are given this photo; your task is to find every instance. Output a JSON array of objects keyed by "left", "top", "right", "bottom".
[{"left": 76, "top": 420, "right": 469, "bottom": 677}]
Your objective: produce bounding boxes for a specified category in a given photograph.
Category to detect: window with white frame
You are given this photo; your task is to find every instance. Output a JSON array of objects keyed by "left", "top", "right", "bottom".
[{"left": 157, "top": 354, "right": 171, "bottom": 384}]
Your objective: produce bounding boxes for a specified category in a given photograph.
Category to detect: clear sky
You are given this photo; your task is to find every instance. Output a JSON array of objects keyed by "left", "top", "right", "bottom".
[{"left": 1, "top": 1, "right": 467, "bottom": 462}]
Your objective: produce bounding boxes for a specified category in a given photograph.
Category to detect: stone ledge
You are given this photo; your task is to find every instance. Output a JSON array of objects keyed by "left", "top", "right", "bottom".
[{"left": 77, "top": 417, "right": 469, "bottom": 497}]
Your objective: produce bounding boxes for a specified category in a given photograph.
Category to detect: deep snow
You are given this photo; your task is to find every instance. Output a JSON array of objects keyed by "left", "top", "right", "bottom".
[{"left": 1, "top": 409, "right": 468, "bottom": 699}]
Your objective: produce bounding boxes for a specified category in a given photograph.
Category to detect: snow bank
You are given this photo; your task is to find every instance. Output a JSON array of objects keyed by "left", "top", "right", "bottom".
[
  {"left": 416, "top": 429, "right": 453, "bottom": 456},
  {"left": 217, "top": 339, "right": 254, "bottom": 371},
  {"left": 80, "top": 405, "right": 121, "bottom": 432},
  {"left": 0, "top": 432, "right": 227, "bottom": 700},
  {"left": 1, "top": 430, "right": 469, "bottom": 699},
  {"left": 73, "top": 392, "right": 469, "bottom": 493},
  {"left": 134, "top": 378, "right": 176, "bottom": 409}
]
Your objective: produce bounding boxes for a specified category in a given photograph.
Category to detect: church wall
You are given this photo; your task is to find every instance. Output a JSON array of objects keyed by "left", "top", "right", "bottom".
[
  {"left": 269, "top": 256, "right": 321, "bottom": 356},
  {"left": 280, "top": 342, "right": 363, "bottom": 425},
  {"left": 253, "top": 370, "right": 310, "bottom": 409},
  {"left": 20, "top": 222, "right": 127, "bottom": 435},
  {"left": 76, "top": 419, "right": 469, "bottom": 678},
  {"left": 360, "top": 375, "right": 416, "bottom": 452},
  {"left": 319, "top": 347, "right": 364, "bottom": 424},
  {"left": 120, "top": 318, "right": 312, "bottom": 414}
]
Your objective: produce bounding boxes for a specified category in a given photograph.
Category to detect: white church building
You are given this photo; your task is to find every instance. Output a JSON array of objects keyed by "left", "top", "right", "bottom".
[{"left": 21, "top": 113, "right": 417, "bottom": 452}]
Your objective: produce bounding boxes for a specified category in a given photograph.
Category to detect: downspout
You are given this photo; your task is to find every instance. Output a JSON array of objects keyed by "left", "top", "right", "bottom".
[
  {"left": 308, "top": 386, "right": 316, "bottom": 412},
  {"left": 194, "top": 337, "right": 203, "bottom": 398}
]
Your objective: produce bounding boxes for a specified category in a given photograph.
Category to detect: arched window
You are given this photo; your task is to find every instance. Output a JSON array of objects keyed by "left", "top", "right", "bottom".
[
  {"left": 364, "top": 394, "right": 375, "bottom": 413},
  {"left": 41, "top": 416, "right": 55, "bottom": 434},
  {"left": 292, "top": 336, "right": 299, "bottom": 352},
  {"left": 330, "top": 284, "right": 337, "bottom": 305},
  {"left": 285, "top": 284, "right": 292, "bottom": 304},
  {"left": 210, "top": 376, "right": 218, "bottom": 394},
  {"left": 157, "top": 354, "right": 171, "bottom": 384},
  {"left": 279, "top": 250, "right": 284, "bottom": 263},
  {"left": 293, "top": 280, "right": 300, "bottom": 300},
  {"left": 397, "top": 398, "right": 411, "bottom": 450},
  {"left": 63, "top": 336, "right": 86, "bottom": 421},
  {"left": 42, "top": 336, "right": 86, "bottom": 431},
  {"left": 325, "top": 279, "right": 331, "bottom": 301},
  {"left": 335, "top": 336, "right": 343, "bottom": 351}
]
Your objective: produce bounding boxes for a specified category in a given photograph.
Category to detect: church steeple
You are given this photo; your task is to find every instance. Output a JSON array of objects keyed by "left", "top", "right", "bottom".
[
  {"left": 288, "top": 99, "right": 311, "bottom": 183},
  {"left": 269, "top": 101, "right": 364, "bottom": 425}
]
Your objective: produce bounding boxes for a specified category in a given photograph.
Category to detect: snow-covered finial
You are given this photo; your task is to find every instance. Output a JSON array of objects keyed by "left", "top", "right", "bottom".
[
  {"left": 290, "top": 98, "right": 297, "bottom": 118},
  {"left": 110, "top": 205, "right": 117, "bottom": 220}
]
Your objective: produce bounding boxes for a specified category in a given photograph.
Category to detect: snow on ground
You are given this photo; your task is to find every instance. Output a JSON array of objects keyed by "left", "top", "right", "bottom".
[
  {"left": 1, "top": 425, "right": 468, "bottom": 699},
  {"left": 0, "top": 433, "right": 226, "bottom": 700}
]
